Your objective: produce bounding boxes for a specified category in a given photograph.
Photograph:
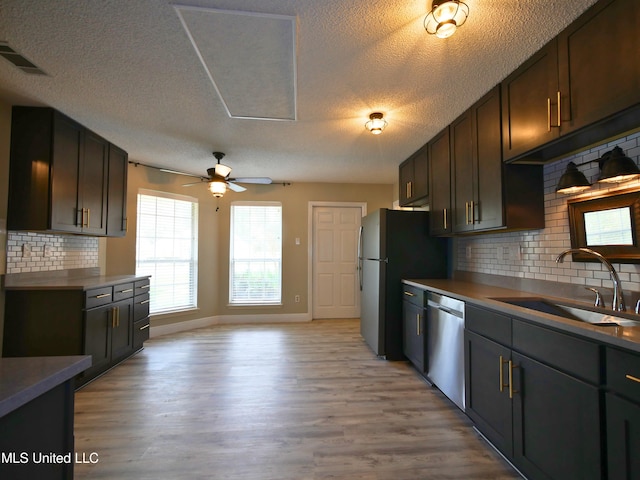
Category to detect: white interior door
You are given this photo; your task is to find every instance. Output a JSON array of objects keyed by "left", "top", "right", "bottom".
[{"left": 312, "top": 206, "right": 362, "bottom": 319}]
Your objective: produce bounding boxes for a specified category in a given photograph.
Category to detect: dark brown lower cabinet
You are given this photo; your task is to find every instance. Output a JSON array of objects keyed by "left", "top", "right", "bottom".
[
  {"left": 606, "top": 393, "right": 640, "bottom": 479},
  {"left": 402, "top": 284, "right": 426, "bottom": 373},
  {"left": 465, "top": 305, "right": 602, "bottom": 480}
]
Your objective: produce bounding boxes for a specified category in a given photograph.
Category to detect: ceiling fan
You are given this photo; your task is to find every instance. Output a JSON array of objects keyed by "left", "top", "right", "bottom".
[{"left": 180, "top": 152, "right": 272, "bottom": 197}]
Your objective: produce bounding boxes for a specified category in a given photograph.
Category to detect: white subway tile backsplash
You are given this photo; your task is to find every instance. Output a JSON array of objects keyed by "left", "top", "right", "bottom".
[
  {"left": 457, "top": 131, "right": 640, "bottom": 293},
  {"left": 5, "top": 231, "right": 99, "bottom": 274}
]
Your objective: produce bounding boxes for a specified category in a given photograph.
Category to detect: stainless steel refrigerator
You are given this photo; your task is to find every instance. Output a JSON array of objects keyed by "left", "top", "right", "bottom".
[{"left": 358, "top": 209, "right": 448, "bottom": 360}]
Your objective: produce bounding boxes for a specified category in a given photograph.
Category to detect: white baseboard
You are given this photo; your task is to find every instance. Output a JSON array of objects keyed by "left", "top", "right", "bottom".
[{"left": 150, "top": 312, "right": 313, "bottom": 338}]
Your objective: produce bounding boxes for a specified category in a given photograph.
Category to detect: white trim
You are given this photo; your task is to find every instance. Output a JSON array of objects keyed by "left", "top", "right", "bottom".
[
  {"left": 150, "top": 313, "right": 312, "bottom": 338},
  {"left": 307, "top": 201, "right": 367, "bottom": 320}
]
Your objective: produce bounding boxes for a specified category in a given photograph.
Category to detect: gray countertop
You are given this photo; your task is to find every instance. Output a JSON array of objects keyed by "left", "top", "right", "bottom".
[
  {"left": 4, "top": 273, "right": 149, "bottom": 290},
  {"left": 404, "top": 278, "right": 640, "bottom": 353},
  {"left": 0, "top": 356, "right": 91, "bottom": 417}
]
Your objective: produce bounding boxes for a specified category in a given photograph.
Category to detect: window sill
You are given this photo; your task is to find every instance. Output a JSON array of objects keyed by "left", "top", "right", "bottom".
[{"left": 227, "top": 303, "right": 283, "bottom": 308}]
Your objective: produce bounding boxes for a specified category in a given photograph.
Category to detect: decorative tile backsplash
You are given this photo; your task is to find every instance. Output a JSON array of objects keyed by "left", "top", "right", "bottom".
[
  {"left": 6, "top": 231, "right": 99, "bottom": 274},
  {"left": 456, "top": 130, "right": 640, "bottom": 293}
]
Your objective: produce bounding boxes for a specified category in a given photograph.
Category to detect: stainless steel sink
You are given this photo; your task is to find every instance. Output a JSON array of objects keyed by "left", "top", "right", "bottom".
[{"left": 491, "top": 297, "right": 640, "bottom": 327}]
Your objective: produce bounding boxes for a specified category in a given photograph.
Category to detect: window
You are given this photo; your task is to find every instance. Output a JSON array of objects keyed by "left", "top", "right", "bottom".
[
  {"left": 230, "top": 202, "right": 282, "bottom": 305},
  {"left": 136, "top": 190, "right": 198, "bottom": 314}
]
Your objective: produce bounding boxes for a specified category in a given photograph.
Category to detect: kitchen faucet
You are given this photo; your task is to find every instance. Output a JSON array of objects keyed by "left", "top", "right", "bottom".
[{"left": 555, "top": 247, "right": 626, "bottom": 312}]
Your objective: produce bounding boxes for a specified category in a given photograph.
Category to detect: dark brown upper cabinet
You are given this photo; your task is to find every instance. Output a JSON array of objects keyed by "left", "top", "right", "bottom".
[
  {"left": 107, "top": 144, "right": 129, "bottom": 237},
  {"left": 503, "top": 0, "right": 640, "bottom": 163},
  {"left": 428, "top": 127, "right": 451, "bottom": 235},
  {"left": 8, "top": 106, "right": 127, "bottom": 237},
  {"left": 399, "top": 145, "right": 429, "bottom": 207},
  {"left": 452, "top": 86, "right": 543, "bottom": 233}
]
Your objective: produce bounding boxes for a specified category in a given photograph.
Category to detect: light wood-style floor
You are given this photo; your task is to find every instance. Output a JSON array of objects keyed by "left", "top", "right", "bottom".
[{"left": 74, "top": 319, "right": 521, "bottom": 480}]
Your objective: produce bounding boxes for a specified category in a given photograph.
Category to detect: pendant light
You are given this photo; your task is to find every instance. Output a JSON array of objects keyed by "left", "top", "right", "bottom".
[
  {"left": 209, "top": 180, "right": 227, "bottom": 198},
  {"left": 424, "top": 0, "right": 469, "bottom": 39},
  {"left": 556, "top": 146, "right": 640, "bottom": 194},
  {"left": 597, "top": 146, "right": 640, "bottom": 183}
]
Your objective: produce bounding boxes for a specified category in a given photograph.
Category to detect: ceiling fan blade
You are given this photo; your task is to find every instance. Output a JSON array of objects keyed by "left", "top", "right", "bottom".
[
  {"left": 229, "top": 177, "right": 272, "bottom": 184},
  {"left": 226, "top": 181, "right": 247, "bottom": 193},
  {"left": 182, "top": 180, "right": 208, "bottom": 187},
  {"left": 160, "top": 168, "right": 203, "bottom": 178}
]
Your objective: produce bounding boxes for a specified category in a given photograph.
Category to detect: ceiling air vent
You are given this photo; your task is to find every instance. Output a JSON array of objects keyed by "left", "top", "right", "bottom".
[{"left": 0, "top": 43, "right": 47, "bottom": 75}]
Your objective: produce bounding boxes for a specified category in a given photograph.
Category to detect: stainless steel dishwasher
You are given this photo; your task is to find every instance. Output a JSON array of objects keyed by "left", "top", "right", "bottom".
[{"left": 426, "top": 292, "right": 465, "bottom": 411}]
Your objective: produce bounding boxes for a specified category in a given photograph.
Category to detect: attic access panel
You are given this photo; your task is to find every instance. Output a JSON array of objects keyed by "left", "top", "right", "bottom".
[{"left": 175, "top": 5, "right": 297, "bottom": 121}]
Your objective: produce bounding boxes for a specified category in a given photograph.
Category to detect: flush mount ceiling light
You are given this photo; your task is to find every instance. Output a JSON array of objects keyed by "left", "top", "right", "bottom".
[
  {"left": 365, "top": 112, "right": 388, "bottom": 135},
  {"left": 424, "top": 0, "right": 469, "bottom": 39},
  {"left": 556, "top": 147, "right": 640, "bottom": 194}
]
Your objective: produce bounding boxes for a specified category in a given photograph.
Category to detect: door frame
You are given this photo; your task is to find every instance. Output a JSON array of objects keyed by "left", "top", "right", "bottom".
[{"left": 308, "top": 201, "right": 367, "bottom": 320}]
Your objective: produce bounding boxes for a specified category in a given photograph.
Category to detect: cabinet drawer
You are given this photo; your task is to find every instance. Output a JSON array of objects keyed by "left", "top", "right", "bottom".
[
  {"left": 113, "top": 282, "right": 134, "bottom": 301},
  {"left": 466, "top": 304, "right": 511, "bottom": 346},
  {"left": 512, "top": 319, "right": 601, "bottom": 385},
  {"left": 607, "top": 347, "right": 640, "bottom": 404},
  {"left": 134, "top": 293, "right": 150, "bottom": 321},
  {"left": 85, "top": 286, "right": 113, "bottom": 309},
  {"left": 133, "top": 318, "right": 150, "bottom": 348},
  {"left": 402, "top": 284, "right": 425, "bottom": 307},
  {"left": 134, "top": 278, "right": 150, "bottom": 296}
]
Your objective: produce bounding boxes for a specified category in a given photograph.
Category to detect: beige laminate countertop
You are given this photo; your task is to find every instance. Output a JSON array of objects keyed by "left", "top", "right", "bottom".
[
  {"left": 4, "top": 274, "right": 149, "bottom": 291},
  {"left": 404, "top": 278, "right": 640, "bottom": 354}
]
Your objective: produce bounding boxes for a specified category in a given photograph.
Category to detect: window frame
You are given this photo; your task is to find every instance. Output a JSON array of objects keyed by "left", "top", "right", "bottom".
[
  {"left": 229, "top": 201, "right": 283, "bottom": 306},
  {"left": 135, "top": 189, "right": 199, "bottom": 315}
]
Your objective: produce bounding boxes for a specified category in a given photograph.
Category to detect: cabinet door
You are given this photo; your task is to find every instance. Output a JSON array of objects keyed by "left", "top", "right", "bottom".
[
  {"left": 412, "top": 147, "right": 429, "bottom": 202},
  {"left": 84, "top": 304, "right": 112, "bottom": 376},
  {"left": 501, "top": 40, "right": 559, "bottom": 161},
  {"left": 80, "top": 130, "right": 108, "bottom": 235},
  {"left": 50, "top": 113, "right": 83, "bottom": 233},
  {"left": 451, "top": 110, "right": 474, "bottom": 233},
  {"left": 472, "top": 86, "right": 503, "bottom": 231},
  {"left": 111, "top": 299, "right": 134, "bottom": 360},
  {"left": 107, "top": 144, "right": 128, "bottom": 237},
  {"left": 511, "top": 352, "right": 601, "bottom": 480},
  {"left": 606, "top": 393, "right": 640, "bottom": 480},
  {"left": 399, "top": 158, "right": 413, "bottom": 205},
  {"left": 402, "top": 302, "right": 425, "bottom": 372},
  {"left": 464, "top": 330, "right": 513, "bottom": 457},
  {"left": 558, "top": 0, "right": 640, "bottom": 135},
  {"left": 428, "top": 128, "right": 452, "bottom": 235}
]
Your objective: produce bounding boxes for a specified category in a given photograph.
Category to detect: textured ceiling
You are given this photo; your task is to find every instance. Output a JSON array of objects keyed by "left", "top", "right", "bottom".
[{"left": 0, "top": 0, "right": 599, "bottom": 185}]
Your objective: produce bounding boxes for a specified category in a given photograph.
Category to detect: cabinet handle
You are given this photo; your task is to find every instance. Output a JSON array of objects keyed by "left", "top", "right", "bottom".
[
  {"left": 626, "top": 374, "right": 640, "bottom": 384},
  {"left": 499, "top": 355, "right": 509, "bottom": 392},
  {"left": 465, "top": 202, "right": 469, "bottom": 225},
  {"left": 547, "top": 92, "right": 562, "bottom": 131},
  {"left": 124, "top": 217, "right": 128, "bottom": 233},
  {"left": 119, "top": 289, "right": 133, "bottom": 294},
  {"left": 403, "top": 291, "right": 416, "bottom": 297},
  {"left": 111, "top": 307, "right": 116, "bottom": 328},
  {"left": 139, "top": 324, "right": 150, "bottom": 331},
  {"left": 406, "top": 181, "right": 412, "bottom": 199},
  {"left": 95, "top": 293, "right": 111, "bottom": 299},
  {"left": 140, "top": 299, "right": 150, "bottom": 305},
  {"left": 443, "top": 208, "right": 447, "bottom": 230},
  {"left": 508, "top": 360, "right": 519, "bottom": 399},
  {"left": 416, "top": 313, "right": 421, "bottom": 336},
  {"left": 140, "top": 284, "right": 150, "bottom": 289}
]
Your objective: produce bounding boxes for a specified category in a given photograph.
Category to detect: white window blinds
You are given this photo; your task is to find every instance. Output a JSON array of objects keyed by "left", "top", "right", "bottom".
[
  {"left": 230, "top": 202, "right": 282, "bottom": 305},
  {"left": 136, "top": 190, "right": 198, "bottom": 314}
]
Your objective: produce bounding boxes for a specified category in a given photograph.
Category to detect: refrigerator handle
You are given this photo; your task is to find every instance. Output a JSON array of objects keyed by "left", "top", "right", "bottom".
[{"left": 357, "top": 226, "right": 363, "bottom": 291}]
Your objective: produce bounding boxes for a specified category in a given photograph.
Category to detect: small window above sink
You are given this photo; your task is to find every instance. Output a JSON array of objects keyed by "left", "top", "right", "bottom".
[{"left": 568, "top": 189, "right": 640, "bottom": 263}]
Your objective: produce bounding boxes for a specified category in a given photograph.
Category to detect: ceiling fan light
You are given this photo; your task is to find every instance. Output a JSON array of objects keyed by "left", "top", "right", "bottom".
[
  {"left": 214, "top": 163, "right": 232, "bottom": 178},
  {"left": 425, "top": 0, "right": 469, "bottom": 37},
  {"left": 365, "top": 112, "right": 387, "bottom": 135},
  {"left": 209, "top": 180, "right": 227, "bottom": 197}
]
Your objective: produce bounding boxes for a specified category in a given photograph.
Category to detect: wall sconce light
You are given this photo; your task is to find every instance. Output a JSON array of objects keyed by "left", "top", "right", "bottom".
[
  {"left": 424, "top": 0, "right": 469, "bottom": 39},
  {"left": 208, "top": 180, "right": 227, "bottom": 198},
  {"left": 365, "top": 112, "right": 387, "bottom": 135},
  {"left": 556, "top": 146, "right": 640, "bottom": 194}
]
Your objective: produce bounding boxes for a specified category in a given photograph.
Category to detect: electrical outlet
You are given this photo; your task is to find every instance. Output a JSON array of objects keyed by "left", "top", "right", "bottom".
[
  {"left": 466, "top": 246, "right": 472, "bottom": 259},
  {"left": 44, "top": 245, "right": 52, "bottom": 257},
  {"left": 295, "top": 295, "right": 300, "bottom": 303},
  {"left": 22, "top": 243, "right": 31, "bottom": 258}
]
